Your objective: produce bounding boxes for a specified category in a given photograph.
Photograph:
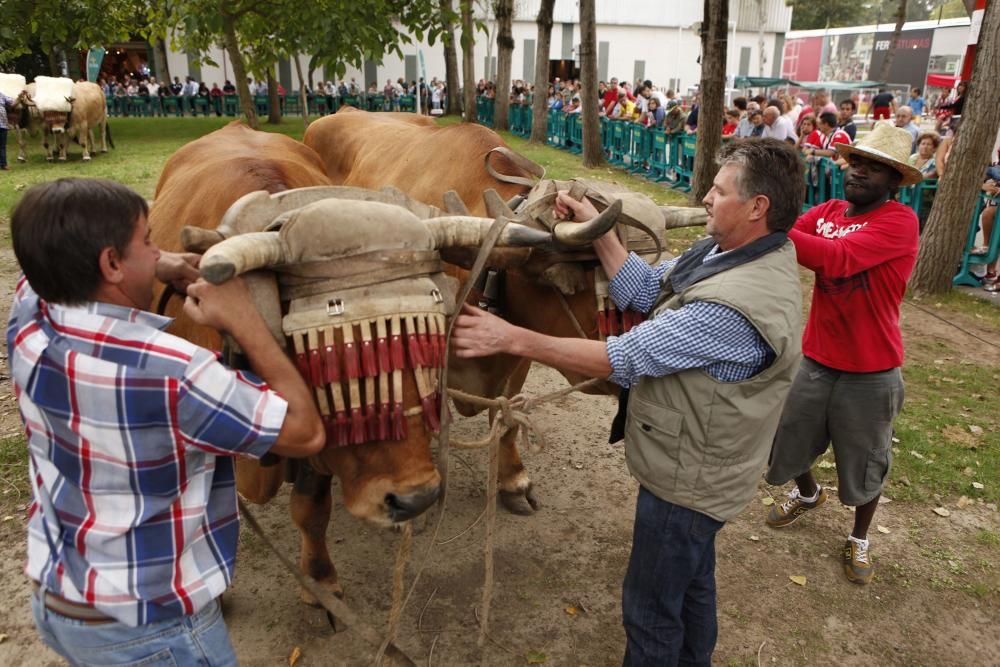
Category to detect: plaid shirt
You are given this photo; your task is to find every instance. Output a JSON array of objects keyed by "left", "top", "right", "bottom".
[
  {"left": 605, "top": 250, "right": 774, "bottom": 387},
  {"left": 8, "top": 278, "right": 287, "bottom": 626}
]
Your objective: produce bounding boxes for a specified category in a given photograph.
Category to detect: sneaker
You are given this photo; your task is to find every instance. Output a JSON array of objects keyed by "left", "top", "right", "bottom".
[
  {"left": 766, "top": 486, "right": 827, "bottom": 528},
  {"left": 843, "top": 536, "right": 873, "bottom": 584}
]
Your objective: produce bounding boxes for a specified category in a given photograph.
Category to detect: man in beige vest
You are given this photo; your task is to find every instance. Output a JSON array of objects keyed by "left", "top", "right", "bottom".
[{"left": 453, "top": 139, "right": 805, "bottom": 666}]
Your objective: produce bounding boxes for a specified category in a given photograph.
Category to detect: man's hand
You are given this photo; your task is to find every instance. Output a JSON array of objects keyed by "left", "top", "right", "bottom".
[
  {"left": 452, "top": 303, "right": 520, "bottom": 358},
  {"left": 156, "top": 251, "right": 201, "bottom": 294},
  {"left": 554, "top": 190, "right": 600, "bottom": 223},
  {"left": 183, "top": 278, "right": 261, "bottom": 334}
]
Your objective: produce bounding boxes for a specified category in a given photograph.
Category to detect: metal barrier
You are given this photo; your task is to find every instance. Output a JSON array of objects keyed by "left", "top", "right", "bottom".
[{"left": 953, "top": 193, "right": 997, "bottom": 287}]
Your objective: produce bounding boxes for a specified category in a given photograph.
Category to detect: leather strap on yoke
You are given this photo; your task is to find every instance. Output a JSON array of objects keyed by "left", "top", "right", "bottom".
[{"left": 484, "top": 146, "right": 545, "bottom": 188}]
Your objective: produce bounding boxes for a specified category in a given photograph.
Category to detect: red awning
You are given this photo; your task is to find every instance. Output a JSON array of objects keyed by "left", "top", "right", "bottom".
[{"left": 926, "top": 73, "right": 959, "bottom": 88}]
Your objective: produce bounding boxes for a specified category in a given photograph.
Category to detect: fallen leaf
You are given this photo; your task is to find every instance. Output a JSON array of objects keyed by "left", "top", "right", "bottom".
[
  {"left": 957, "top": 496, "right": 973, "bottom": 508},
  {"left": 969, "top": 425, "right": 984, "bottom": 436},
  {"left": 0, "top": 633, "right": 7, "bottom": 644},
  {"left": 762, "top": 497, "right": 775, "bottom": 506},
  {"left": 748, "top": 535, "right": 760, "bottom": 542},
  {"left": 789, "top": 575, "right": 807, "bottom": 586},
  {"left": 878, "top": 496, "right": 892, "bottom": 504},
  {"left": 973, "top": 482, "right": 985, "bottom": 490},
  {"left": 909, "top": 450, "right": 925, "bottom": 460},
  {"left": 877, "top": 525, "right": 891, "bottom": 534},
  {"left": 288, "top": 647, "right": 302, "bottom": 667},
  {"left": 526, "top": 650, "right": 548, "bottom": 664},
  {"left": 891, "top": 437, "right": 900, "bottom": 444},
  {"left": 817, "top": 460, "right": 836, "bottom": 469},
  {"left": 963, "top": 467, "right": 975, "bottom": 477},
  {"left": 1, "top": 515, "right": 13, "bottom": 522},
  {"left": 564, "top": 606, "right": 577, "bottom": 616},
  {"left": 933, "top": 507, "right": 951, "bottom": 517}
]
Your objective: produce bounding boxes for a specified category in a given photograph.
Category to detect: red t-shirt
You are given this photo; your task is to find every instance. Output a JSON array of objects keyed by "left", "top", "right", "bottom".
[
  {"left": 802, "top": 130, "right": 823, "bottom": 149},
  {"left": 722, "top": 122, "right": 737, "bottom": 136},
  {"left": 789, "top": 200, "right": 919, "bottom": 372}
]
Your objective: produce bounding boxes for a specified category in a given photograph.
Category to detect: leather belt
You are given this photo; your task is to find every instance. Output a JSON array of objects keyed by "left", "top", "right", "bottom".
[{"left": 32, "top": 581, "right": 116, "bottom": 625}]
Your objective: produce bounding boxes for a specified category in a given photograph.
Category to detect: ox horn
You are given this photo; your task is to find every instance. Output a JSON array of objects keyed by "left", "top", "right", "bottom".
[
  {"left": 199, "top": 232, "right": 288, "bottom": 285},
  {"left": 424, "top": 217, "right": 552, "bottom": 248},
  {"left": 181, "top": 226, "right": 226, "bottom": 253},
  {"left": 551, "top": 199, "right": 622, "bottom": 246}
]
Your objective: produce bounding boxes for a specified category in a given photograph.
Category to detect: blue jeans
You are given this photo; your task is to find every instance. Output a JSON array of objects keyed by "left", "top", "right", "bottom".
[
  {"left": 1, "top": 127, "right": 8, "bottom": 167},
  {"left": 32, "top": 589, "right": 237, "bottom": 666},
  {"left": 622, "top": 487, "right": 725, "bottom": 667}
]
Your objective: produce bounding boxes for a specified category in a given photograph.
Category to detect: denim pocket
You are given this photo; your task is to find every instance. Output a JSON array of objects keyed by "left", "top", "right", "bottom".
[{"left": 82, "top": 648, "right": 177, "bottom": 667}]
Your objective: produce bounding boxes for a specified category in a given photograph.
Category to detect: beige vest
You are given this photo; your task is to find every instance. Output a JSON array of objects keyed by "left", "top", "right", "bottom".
[{"left": 625, "top": 241, "right": 802, "bottom": 522}]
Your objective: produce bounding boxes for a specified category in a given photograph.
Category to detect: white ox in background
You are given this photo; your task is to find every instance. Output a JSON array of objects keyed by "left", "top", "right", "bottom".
[{"left": 27, "top": 78, "right": 112, "bottom": 162}]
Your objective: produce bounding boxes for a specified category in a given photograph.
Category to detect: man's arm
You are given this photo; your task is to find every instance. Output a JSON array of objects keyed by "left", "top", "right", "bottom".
[{"left": 184, "top": 279, "right": 324, "bottom": 457}]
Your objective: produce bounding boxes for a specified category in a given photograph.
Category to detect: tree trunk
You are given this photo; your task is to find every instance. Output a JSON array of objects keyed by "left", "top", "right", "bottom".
[
  {"left": 441, "top": 0, "right": 462, "bottom": 115},
  {"left": 875, "top": 0, "right": 908, "bottom": 84},
  {"left": 910, "top": 0, "right": 1000, "bottom": 295},
  {"left": 461, "top": 0, "right": 477, "bottom": 122},
  {"left": 493, "top": 0, "right": 514, "bottom": 131},
  {"left": 579, "top": 0, "right": 604, "bottom": 167},
  {"left": 154, "top": 38, "right": 171, "bottom": 83},
  {"left": 529, "top": 0, "right": 555, "bottom": 143},
  {"left": 267, "top": 69, "right": 281, "bottom": 124},
  {"left": 293, "top": 54, "right": 310, "bottom": 129},
  {"left": 690, "top": 0, "right": 728, "bottom": 203},
  {"left": 222, "top": 12, "right": 258, "bottom": 129}
]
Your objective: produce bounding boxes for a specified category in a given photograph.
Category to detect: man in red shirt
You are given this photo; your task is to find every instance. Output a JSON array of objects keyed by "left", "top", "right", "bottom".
[{"left": 764, "top": 123, "right": 923, "bottom": 585}]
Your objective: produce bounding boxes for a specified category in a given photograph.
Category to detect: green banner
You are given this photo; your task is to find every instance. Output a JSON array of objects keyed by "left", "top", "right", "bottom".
[{"left": 86, "top": 48, "right": 106, "bottom": 82}]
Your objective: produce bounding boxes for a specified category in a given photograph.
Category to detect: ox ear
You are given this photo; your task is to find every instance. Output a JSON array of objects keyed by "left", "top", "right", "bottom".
[
  {"left": 65, "top": 96, "right": 75, "bottom": 104},
  {"left": 537, "top": 263, "right": 588, "bottom": 295}
]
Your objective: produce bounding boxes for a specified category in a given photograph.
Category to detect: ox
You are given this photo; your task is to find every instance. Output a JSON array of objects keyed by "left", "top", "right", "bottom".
[
  {"left": 30, "top": 81, "right": 112, "bottom": 162},
  {"left": 304, "top": 108, "right": 705, "bottom": 515},
  {"left": 149, "top": 121, "right": 618, "bottom": 604},
  {"left": 11, "top": 84, "right": 46, "bottom": 163}
]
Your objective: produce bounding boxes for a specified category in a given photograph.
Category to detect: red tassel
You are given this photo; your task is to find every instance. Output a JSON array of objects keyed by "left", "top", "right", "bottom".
[
  {"left": 392, "top": 403, "right": 407, "bottom": 440},
  {"left": 421, "top": 395, "right": 440, "bottom": 432},
  {"left": 295, "top": 352, "right": 310, "bottom": 381},
  {"left": 390, "top": 335, "right": 405, "bottom": 370},
  {"left": 308, "top": 348, "right": 324, "bottom": 387},
  {"left": 361, "top": 340, "right": 377, "bottom": 377},
  {"left": 343, "top": 341, "right": 360, "bottom": 379},
  {"left": 377, "top": 336, "right": 391, "bottom": 373},
  {"left": 607, "top": 307, "right": 619, "bottom": 335},
  {"left": 419, "top": 331, "right": 433, "bottom": 367},
  {"left": 597, "top": 310, "right": 608, "bottom": 336},
  {"left": 406, "top": 332, "right": 425, "bottom": 368},
  {"left": 334, "top": 411, "right": 349, "bottom": 447},
  {"left": 350, "top": 407, "right": 365, "bottom": 445},
  {"left": 378, "top": 402, "right": 390, "bottom": 440},
  {"left": 324, "top": 345, "right": 340, "bottom": 383},
  {"left": 436, "top": 333, "right": 446, "bottom": 365},
  {"left": 365, "top": 404, "right": 379, "bottom": 441},
  {"left": 322, "top": 415, "right": 336, "bottom": 443}
]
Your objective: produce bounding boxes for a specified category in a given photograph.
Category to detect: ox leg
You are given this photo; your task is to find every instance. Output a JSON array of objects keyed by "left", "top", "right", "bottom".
[
  {"left": 58, "top": 133, "right": 67, "bottom": 161},
  {"left": 16, "top": 129, "right": 27, "bottom": 162},
  {"left": 44, "top": 132, "right": 53, "bottom": 162},
  {"left": 496, "top": 359, "right": 540, "bottom": 515},
  {"left": 289, "top": 462, "right": 343, "bottom": 606},
  {"left": 100, "top": 121, "right": 108, "bottom": 152},
  {"left": 82, "top": 125, "right": 93, "bottom": 161}
]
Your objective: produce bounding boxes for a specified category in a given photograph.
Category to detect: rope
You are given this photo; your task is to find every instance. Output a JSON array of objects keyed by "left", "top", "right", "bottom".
[{"left": 375, "top": 522, "right": 414, "bottom": 666}]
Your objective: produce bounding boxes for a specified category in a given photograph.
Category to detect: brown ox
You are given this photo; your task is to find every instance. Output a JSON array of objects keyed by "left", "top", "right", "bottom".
[
  {"left": 149, "top": 121, "right": 443, "bottom": 603},
  {"left": 305, "top": 108, "right": 636, "bottom": 514}
]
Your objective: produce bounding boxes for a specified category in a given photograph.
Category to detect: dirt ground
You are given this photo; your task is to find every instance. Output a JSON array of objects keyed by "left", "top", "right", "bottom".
[{"left": 0, "top": 242, "right": 997, "bottom": 667}]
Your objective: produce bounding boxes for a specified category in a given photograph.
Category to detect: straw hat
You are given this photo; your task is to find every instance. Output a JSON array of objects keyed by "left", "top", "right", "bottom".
[{"left": 836, "top": 121, "right": 924, "bottom": 186}]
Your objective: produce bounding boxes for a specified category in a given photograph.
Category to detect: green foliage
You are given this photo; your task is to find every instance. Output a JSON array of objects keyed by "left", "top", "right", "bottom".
[
  {"left": 788, "top": 0, "right": 969, "bottom": 30},
  {"left": 0, "top": 0, "right": 146, "bottom": 65}
]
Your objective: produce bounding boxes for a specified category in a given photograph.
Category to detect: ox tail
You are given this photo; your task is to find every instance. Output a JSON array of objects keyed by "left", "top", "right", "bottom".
[{"left": 106, "top": 121, "right": 115, "bottom": 150}]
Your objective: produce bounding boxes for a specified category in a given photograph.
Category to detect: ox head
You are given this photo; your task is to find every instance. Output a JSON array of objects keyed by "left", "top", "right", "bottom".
[{"left": 192, "top": 190, "right": 620, "bottom": 527}]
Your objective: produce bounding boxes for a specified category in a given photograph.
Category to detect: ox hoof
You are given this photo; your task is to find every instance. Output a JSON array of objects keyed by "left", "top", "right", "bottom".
[
  {"left": 58, "top": 157, "right": 67, "bottom": 162},
  {"left": 83, "top": 155, "right": 91, "bottom": 162},
  {"left": 17, "top": 157, "right": 26, "bottom": 163},
  {"left": 300, "top": 579, "right": 344, "bottom": 608},
  {"left": 499, "top": 483, "right": 540, "bottom": 516},
  {"left": 46, "top": 157, "right": 53, "bottom": 163}
]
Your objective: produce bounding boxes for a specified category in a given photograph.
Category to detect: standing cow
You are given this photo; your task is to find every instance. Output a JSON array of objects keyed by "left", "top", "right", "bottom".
[
  {"left": 10, "top": 84, "right": 45, "bottom": 163},
  {"left": 41, "top": 81, "right": 112, "bottom": 162}
]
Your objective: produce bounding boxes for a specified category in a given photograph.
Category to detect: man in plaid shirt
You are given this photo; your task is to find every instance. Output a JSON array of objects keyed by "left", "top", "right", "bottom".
[{"left": 9, "top": 178, "right": 324, "bottom": 665}]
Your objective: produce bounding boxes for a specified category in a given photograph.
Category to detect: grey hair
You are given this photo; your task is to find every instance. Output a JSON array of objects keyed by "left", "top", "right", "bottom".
[{"left": 716, "top": 139, "right": 805, "bottom": 232}]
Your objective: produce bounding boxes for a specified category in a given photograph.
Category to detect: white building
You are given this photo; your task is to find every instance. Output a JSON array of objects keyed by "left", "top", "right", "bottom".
[{"left": 161, "top": 0, "right": 792, "bottom": 95}]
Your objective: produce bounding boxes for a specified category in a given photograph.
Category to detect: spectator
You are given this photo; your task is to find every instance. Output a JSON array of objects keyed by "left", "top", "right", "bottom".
[
  {"left": 894, "top": 106, "right": 920, "bottom": 152},
  {"left": 639, "top": 97, "right": 665, "bottom": 128},
  {"left": 664, "top": 89, "right": 679, "bottom": 110},
  {"left": 909, "top": 87, "right": 926, "bottom": 120},
  {"left": 867, "top": 87, "right": 895, "bottom": 122},
  {"left": 979, "top": 177, "right": 999, "bottom": 291},
  {"left": 722, "top": 109, "right": 740, "bottom": 136},
  {"left": 383, "top": 78, "right": 395, "bottom": 111},
  {"left": 762, "top": 106, "right": 797, "bottom": 144},
  {"left": 935, "top": 81, "right": 967, "bottom": 133},
  {"left": 782, "top": 93, "right": 802, "bottom": 125},
  {"left": 908, "top": 132, "right": 940, "bottom": 178},
  {"left": 735, "top": 100, "right": 759, "bottom": 138},
  {"left": 210, "top": 82, "right": 223, "bottom": 116},
  {"left": 222, "top": 80, "right": 236, "bottom": 94},
  {"left": 805, "top": 112, "right": 851, "bottom": 159},
  {"left": 837, "top": 99, "right": 858, "bottom": 141},
  {"left": 646, "top": 80, "right": 667, "bottom": 108},
  {"left": 747, "top": 109, "right": 765, "bottom": 137},
  {"left": 685, "top": 96, "right": 700, "bottom": 134},
  {"left": 664, "top": 105, "right": 686, "bottom": 134},
  {"left": 610, "top": 90, "right": 635, "bottom": 120},
  {"left": 603, "top": 77, "right": 620, "bottom": 113},
  {"left": 813, "top": 89, "right": 837, "bottom": 115},
  {"left": 797, "top": 113, "right": 820, "bottom": 152},
  {"left": 0, "top": 89, "right": 13, "bottom": 170}
]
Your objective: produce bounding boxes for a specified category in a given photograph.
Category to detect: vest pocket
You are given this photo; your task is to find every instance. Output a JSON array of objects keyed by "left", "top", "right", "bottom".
[{"left": 626, "top": 394, "right": 685, "bottom": 491}]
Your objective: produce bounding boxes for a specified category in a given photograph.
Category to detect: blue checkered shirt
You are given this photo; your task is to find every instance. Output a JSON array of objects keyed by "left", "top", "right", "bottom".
[
  {"left": 8, "top": 278, "right": 287, "bottom": 626},
  {"left": 0, "top": 92, "right": 13, "bottom": 129},
  {"left": 605, "top": 250, "right": 774, "bottom": 387}
]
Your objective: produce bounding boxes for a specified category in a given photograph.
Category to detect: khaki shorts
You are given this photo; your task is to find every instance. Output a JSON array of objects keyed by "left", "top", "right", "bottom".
[{"left": 765, "top": 357, "right": 904, "bottom": 506}]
